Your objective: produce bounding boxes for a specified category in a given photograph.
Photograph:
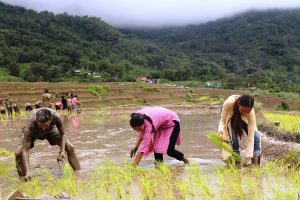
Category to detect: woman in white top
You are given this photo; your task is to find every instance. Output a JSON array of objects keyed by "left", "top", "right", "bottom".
[{"left": 218, "top": 94, "right": 261, "bottom": 166}]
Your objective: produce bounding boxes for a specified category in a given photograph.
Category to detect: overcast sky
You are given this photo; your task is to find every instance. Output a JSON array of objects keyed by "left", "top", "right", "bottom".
[{"left": 3, "top": 0, "right": 300, "bottom": 27}]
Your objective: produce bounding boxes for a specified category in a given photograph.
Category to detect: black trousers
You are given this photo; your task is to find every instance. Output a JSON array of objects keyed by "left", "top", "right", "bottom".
[{"left": 154, "top": 120, "right": 184, "bottom": 162}]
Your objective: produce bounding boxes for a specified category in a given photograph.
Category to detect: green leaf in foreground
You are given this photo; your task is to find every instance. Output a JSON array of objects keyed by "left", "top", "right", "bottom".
[{"left": 207, "top": 132, "right": 241, "bottom": 164}]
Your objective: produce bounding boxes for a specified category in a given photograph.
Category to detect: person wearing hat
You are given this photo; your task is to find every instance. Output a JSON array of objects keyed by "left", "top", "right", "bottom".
[{"left": 15, "top": 108, "right": 81, "bottom": 181}]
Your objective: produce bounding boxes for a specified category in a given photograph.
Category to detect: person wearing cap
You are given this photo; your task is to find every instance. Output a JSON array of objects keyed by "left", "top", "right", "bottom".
[{"left": 15, "top": 108, "right": 81, "bottom": 181}]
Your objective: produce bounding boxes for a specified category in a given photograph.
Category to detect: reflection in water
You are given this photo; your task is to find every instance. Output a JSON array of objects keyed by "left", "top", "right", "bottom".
[{"left": 0, "top": 110, "right": 222, "bottom": 177}]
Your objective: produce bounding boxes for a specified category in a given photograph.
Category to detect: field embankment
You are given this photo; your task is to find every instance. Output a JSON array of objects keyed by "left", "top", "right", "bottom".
[{"left": 0, "top": 82, "right": 299, "bottom": 110}]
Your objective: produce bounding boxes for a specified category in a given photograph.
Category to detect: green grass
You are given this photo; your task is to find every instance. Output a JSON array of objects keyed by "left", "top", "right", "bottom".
[
  {"left": 199, "top": 95, "right": 225, "bottom": 105},
  {"left": 19, "top": 63, "right": 31, "bottom": 77},
  {"left": 0, "top": 149, "right": 14, "bottom": 156},
  {"left": 251, "top": 89, "right": 300, "bottom": 103},
  {"left": 0, "top": 67, "right": 24, "bottom": 82},
  {"left": 274, "top": 91, "right": 300, "bottom": 102},
  {"left": 2, "top": 158, "right": 300, "bottom": 199},
  {"left": 85, "top": 85, "right": 110, "bottom": 97},
  {"left": 263, "top": 112, "right": 300, "bottom": 132},
  {"left": 143, "top": 86, "right": 159, "bottom": 92},
  {"left": 173, "top": 81, "right": 205, "bottom": 88}
]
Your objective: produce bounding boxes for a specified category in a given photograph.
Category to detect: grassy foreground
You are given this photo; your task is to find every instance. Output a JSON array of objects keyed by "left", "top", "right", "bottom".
[{"left": 1, "top": 149, "right": 300, "bottom": 199}]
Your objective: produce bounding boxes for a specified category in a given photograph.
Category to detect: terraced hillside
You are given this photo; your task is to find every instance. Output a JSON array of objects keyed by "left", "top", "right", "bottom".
[{"left": 0, "top": 82, "right": 298, "bottom": 110}]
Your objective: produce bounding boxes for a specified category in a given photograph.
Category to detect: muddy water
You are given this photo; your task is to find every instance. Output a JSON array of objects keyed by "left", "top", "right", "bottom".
[{"left": 0, "top": 108, "right": 223, "bottom": 177}]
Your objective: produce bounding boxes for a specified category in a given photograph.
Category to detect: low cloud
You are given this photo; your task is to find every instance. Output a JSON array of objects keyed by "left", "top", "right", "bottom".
[{"left": 3, "top": 0, "right": 300, "bottom": 27}]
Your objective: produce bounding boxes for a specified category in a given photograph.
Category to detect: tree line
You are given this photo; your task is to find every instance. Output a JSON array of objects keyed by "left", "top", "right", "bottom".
[{"left": 0, "top": 2, "right": 299, "bottom": 92}]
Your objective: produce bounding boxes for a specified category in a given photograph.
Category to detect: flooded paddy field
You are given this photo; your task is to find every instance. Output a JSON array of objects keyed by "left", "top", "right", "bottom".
[
  {"left": 0, "top": 107, "right": 222, "bottom": 176},
  {"left": 1, "top": 107, "right": 299, "bottom": 199}
]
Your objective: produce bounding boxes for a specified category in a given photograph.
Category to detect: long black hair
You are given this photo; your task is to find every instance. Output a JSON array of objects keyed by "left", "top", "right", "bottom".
[
  {"left": 130, "top": 113, "right": 155, "bottom": 133},
  {"left": 231, "top": 94, "right": 254, "bottom": 138}
]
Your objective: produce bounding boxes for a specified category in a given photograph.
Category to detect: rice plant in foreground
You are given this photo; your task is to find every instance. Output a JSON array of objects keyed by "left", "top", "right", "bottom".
[
  {"left": 263, "top": 112, "right": 300, "bottom": 132},
  {"left": 3, "top": 154, "right": 300, "bottom": 199},
  {"left": 207, "top": 131, "right": 241, "bottom": 165}
]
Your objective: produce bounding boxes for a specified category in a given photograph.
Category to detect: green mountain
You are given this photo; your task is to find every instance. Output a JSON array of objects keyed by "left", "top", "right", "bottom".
[
  {"left": 120, "top": 10, "right": 300, "bottom": 91},
  {"left": 0, "top": 2, "right": 299, "bottom": 92},
  {"left": 0, "top": 2, "right": 172, "bottom": 82}
]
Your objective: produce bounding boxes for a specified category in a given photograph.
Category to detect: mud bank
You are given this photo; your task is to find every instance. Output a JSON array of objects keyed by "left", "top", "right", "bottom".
[{"left": 261, "top": 132, "right": 300, "bottom": 161}]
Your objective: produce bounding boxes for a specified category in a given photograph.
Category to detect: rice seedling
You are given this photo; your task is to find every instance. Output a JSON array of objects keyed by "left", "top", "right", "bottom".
[
  {"left": 198, "top": 95, "right": 225, "bottom": 105},
  {"left": 140, "top": 174, "right": 155, "bottom": 200},
  {"left": 18, "top": 176, "right": 43, "bottom": 197},
  {"left": 0, "top": 149, "right": 14, "bottom": 156},
  {"left": 263, "top": 112, "right": 300, "bottom": 132},
  {"left": 207, "top": 132, "right": 241, "bottom": 165},
  {"left": 3, "top": 150, "right": 300, "bottom": 199}
]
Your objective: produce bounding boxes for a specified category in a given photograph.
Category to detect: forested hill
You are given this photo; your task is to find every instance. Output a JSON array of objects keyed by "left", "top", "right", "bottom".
[
  {"left": 120, "top": 9, "right": 300, "bottom": 91},
  {"left": 0, "top": 2, "right": 172, "bottom": 82},
  {"left": 0, "top": 1, "right": 299, "bottom": 92}
]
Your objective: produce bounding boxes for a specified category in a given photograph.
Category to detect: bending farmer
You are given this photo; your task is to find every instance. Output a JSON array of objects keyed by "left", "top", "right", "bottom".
[
  {"left": 15, "top": 108, "right": 81, "bottom": 181},
  {"left": 129, "top": 106, "right": 189, "bottom": 166},
  {"left": 218, "top": 94, "right": 261, "bottom": 166}
]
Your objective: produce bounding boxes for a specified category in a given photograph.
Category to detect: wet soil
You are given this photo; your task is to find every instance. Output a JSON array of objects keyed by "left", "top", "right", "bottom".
[{"left": 0, "top": 106, "right": 224, "bottom": 179}]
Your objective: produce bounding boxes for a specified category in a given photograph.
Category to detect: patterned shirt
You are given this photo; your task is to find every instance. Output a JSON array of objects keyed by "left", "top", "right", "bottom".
[{"left": 135, "top": 107, "right": 181, "bottom": 156}]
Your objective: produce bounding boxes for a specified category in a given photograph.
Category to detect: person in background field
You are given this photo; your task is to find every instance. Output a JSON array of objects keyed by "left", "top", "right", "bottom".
[
  {"left": 5, "top": 99, "right": 13, "bottom": 118},
  {"left": 129, "top": 107, "right": 189, "bottom": 166},
  {"left": 218, "top": 94, "right": 261, "bottom": 166},
  {"left": 50, "top": 101, "right": 55, "bottom": 109},
  {"left": 67, "top": 96, "right": 72, "bottom": 115},
  {"left": 55, "top": 102, "right": 63, "bottom": 111},
  {"left": 0, "top": 98, "right": 6, "bottom": 117},
  {"left": 13, "top": 98, "right": 21, "bottom": 115},
  {"left": 61, "top": 96, "right": 67, "bottom": 111},
  {"left": 35, "top": 101, "right": 42, "bottom": 109},
  {"left": 42, "top": 88, "right": 55, "bottom": 108},
  {"left": 71, "top": 95, "right": 79, "bottom": 114},
  {"left": 68, "top": 90, "right": 74, "bottom": 99},
  {"left": 24, "top": 103, "right": 32, "bottom": 113},
  {"left": 15, "top": 108, "right": 81, "bottom": 181}
]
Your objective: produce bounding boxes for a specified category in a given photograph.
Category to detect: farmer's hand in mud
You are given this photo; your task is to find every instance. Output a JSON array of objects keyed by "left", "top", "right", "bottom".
[
  {"left": 57, "top": 151, "right": 66, "bottom": 162},
  {"left": 244, "top": 157, "right": 252, "bottom": 166},
  {"left": 130, "top": 147, "right": 138, "bottom": 158},
  {"left": 218, "top": 131, "right": 224, "bottom": 139},
  {"left": 24, "top": 172, "right": 32, "bottom": 182}
]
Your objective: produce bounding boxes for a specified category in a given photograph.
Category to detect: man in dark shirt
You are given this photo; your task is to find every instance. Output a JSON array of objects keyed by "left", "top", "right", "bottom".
[{"left": 15, "top": 108, "right": 81, "bottom": 181}]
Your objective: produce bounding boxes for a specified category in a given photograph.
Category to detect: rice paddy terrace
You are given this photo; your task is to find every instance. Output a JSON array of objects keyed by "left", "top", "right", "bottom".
[{"left": 0, "top": 82, "right": 298, "bottom": 110}]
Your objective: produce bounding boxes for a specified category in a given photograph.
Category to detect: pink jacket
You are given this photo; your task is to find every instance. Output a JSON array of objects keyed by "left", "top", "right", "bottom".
[{"left": 136, "top": 107, "right": 181, "bottom": 156}]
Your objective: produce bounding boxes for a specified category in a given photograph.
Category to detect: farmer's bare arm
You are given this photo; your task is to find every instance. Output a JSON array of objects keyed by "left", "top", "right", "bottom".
[
  {"left": 57, "top": 126, "right": 66, "bottom": 160},
  {"left": 133, "top": 152, "right": 144, "bottom": 165}
]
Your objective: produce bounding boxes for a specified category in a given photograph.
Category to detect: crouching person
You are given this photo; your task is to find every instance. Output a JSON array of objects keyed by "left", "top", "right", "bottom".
[
  {"left": 15, "top": 108, "right": 81, "bottom": 181},
  {"left": 129, "top": 106, "right": 189, "bottom": 166},
  {"left": 218, "top": 94, "right": 261, "bottom": 167}
]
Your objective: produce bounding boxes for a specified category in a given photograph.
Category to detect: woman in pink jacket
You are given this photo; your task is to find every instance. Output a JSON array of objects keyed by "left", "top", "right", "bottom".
[{"left": 129, "top": 107, "right": 189, "bottom": 165}]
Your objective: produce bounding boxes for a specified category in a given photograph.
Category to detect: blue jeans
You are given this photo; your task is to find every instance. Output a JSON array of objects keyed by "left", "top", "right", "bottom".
[{"left": 231, "top": 129, "right": 261, "bottom": 156}]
